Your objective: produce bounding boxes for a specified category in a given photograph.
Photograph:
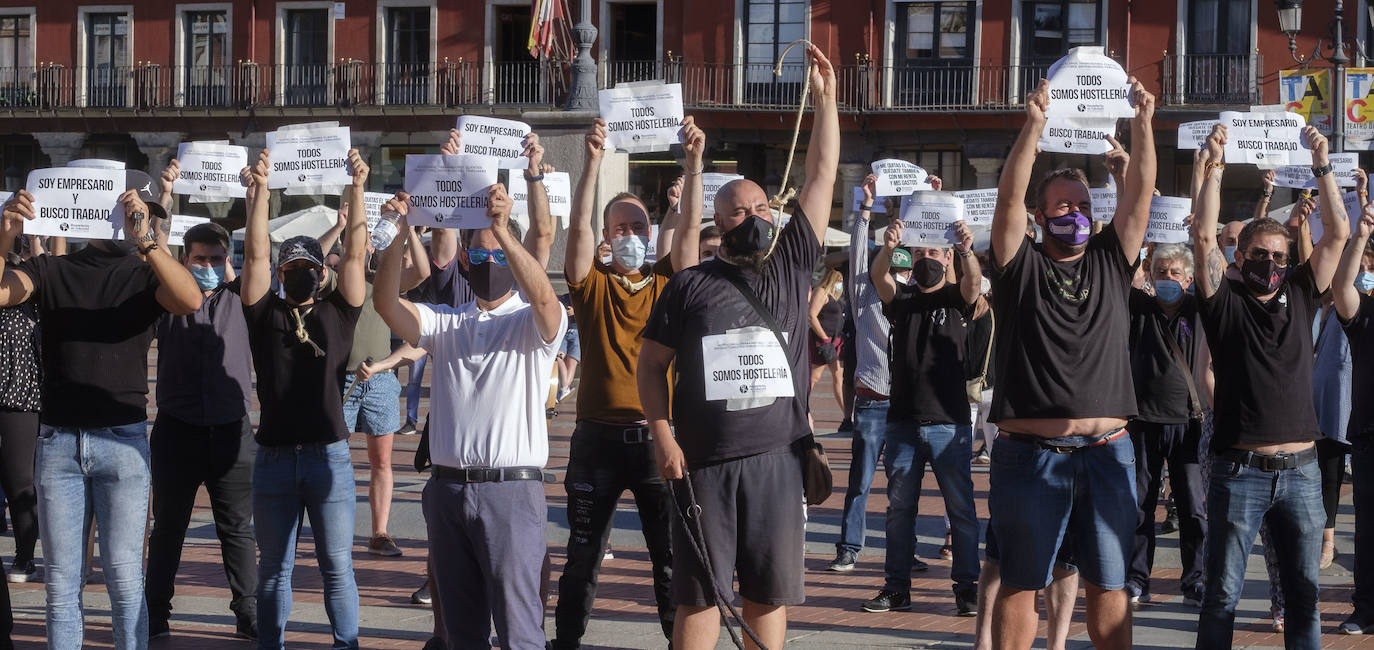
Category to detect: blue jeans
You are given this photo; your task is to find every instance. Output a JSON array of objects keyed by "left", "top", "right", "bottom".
[
  {"left": 404, "top": 353, "right": 427, "bottom": 425},
  {"left": 837, "top": 396, "right": 888, "bottom": 554},
  {"left": 882, "top": 421, "right": 979, "bottom": 591},
  {"left": 35, "top": 422, "right": 151, "bottom": 650},
  {"left": 254, "top": 440, "right": 359, "bottom": 650},
  {"left": 1196, "top": 455, "right": 1323, "bottom": 650}
]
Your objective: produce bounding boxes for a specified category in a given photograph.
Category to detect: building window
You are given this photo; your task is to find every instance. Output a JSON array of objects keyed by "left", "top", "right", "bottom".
[
  {"left": 87, "top": 13, "right": 129, "bottom": 108},
  {"left": 186, "top": 11, "right": 228, "bottom": 107},
  {"left": 0, "top": 16, "right": 32, "bottom": 107},
  {"left": 608, "top": 2, "right": 659, "bottom": 84},
  {"left": 894, "top": 2, "right": 975, "bottom": 107},
  {"left": 284, "top": 9, "right": 329, "bottom": 105},
  {"left": 1022, "top": 1, "right": 1100, "bottom": 64},
  {"left": 913, "top": 150, "right": 963, "bottom": 190},
  {"left": 1184, "top": 0, "right": 1251, "bottom": 103},
  {"left": 385, "top": 7, "right": 430, "bottom": 104},
  {"left": 744, "top": 0, "right": 806, "bottom": 103}
]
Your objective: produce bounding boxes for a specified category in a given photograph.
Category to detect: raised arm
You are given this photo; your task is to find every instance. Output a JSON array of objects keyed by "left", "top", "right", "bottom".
[
  {"left": 1188, "top": 147, "right": 1207, "bottom": 206},
  {"left": 336, "top": 149, "right": 369, "bottom": 308},
  {"left": 0, "top": 192, "right": 37, "bottom": 307},
  {"left": 657, "top": 176, "right": 683, "bottom": 259},
  {"left": 398, "top": 223, "right": 430, "bottom": 291},
  {"left": 490, "top": 184, "right": 561, "bottom": 343},
  {"left": 1192, "top": 125, "right": 1227, "bottom": 299},
  {"left": 638, "top": 338, "right": 684, "bottom": 480},
  {"left": 565, "top": 120, "right": 605, "bottom": 284},
  {"left": 1253, "top": 169, "right": 1275, "bottom": 222},
  {"left": 372, "top": 198, "right": 423, "bottom": 346},
  {"left": 317, "top": 203, "right": 347, "bottom": 260},
  {"left": 953, "top": 220, "right": 981, "bottom": 306},
  {"left": 992, "top": 80, "right": 1048, "bottom": 269},
  {"left": 521, "top": 134, "right": 554, "bottom": 270},
  {"left": 116, "top": 190, "right": 201, "bottom": 314},
  {"left": 1112, "top": 78, "right": 1157, "bottom": 258},
  {"left": 1285, "top": 196, "right": 1315, "bottom": 266},
  {"left": 672, "top": 116, "right": 706, "bottom": 271},
  {"left": 1335, "top": 204, "right": 1374, "bottom": 321},
  {"left": 429, "top": 129, "right": 462, "bottom": 269},
  {"left": 156, "top": 159, "right": 180, "bottom": 249},
  {"left": 1306, "top": 126, "right": 1350, "bottom": 292},
  {"left": 798, "top": 44, "right": 840, "bottom": 243},
  {"left": 870, "top": 221, "right": 902, "bottom": 304},
  {"left": 241, "top": 151, "right": 272, "bottom": 305}
]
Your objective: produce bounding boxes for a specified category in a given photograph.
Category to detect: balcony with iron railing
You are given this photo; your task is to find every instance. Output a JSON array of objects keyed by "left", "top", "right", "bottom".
[{"left": 0, "top": 56, "right": 1264, "bottom": 115}]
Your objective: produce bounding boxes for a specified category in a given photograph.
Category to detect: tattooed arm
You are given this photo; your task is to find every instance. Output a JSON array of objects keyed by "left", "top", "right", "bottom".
[{"left": 1193, "top": 124, "right": 1227, "bottom": 300}]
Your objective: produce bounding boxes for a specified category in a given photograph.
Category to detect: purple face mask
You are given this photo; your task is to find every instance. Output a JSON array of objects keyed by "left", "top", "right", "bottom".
[{"left": 1046, "top": 210, "right": 1092, "bottom": 246}]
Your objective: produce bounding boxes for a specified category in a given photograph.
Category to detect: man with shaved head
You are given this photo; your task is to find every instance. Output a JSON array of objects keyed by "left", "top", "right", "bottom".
[
  {"left": 637, "top": 45, "right": 839, "bottom": 650},
  {"left": 550, "top": 115, "right": 706, "bottom": 649}
]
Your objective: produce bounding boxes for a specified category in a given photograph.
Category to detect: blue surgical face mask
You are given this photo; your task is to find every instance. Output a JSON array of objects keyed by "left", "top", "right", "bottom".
[
  {"left": 190, "top": 264, "right": 225, "bottom": 291},
  {"left": 1223, "top": 245, "right": 1238, "bottom": 264},
  {"left": 1357, "top": 271, "right": 1374, "bottom": 292},
  {"left": 1154, "top": 278, "right": 1184, "bottom": 304}
]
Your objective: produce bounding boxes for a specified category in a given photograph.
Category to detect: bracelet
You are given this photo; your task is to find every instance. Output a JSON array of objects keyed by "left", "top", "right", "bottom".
[
  {"left": 1205, "top": 161, "right": 1226, "bottom": 173},
  {"left": 1261, "top": 189, "right": 1273, "bottom": 198},
  {"left": 138, "top": 241, "right": 159, "bottom": 255},
  {"left": 685, "top": 165, "right": 703, "bottom": 176},
  {"left": 1313, "top": 162, "right": 1334, "bottom": 178},
  {"left": 860, "top": 203, "right": 873, "bottom": 212},
  {"left": 524, "top": 172, "right": 545, "bottom": 183},
  {"left": 1360, "top": 190, "right": 1369, "bottom": 197},
  {"left": 955, "top": 248, "right": 972, "bottom": 257}
]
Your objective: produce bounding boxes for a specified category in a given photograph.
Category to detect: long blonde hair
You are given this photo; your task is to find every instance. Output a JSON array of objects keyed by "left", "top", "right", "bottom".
[{"left": 817, "top": 268, "right": 843, "bottom": 301}]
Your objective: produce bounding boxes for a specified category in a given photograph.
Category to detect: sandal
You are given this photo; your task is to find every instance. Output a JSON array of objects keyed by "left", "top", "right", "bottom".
[
  {"left": 939, "top": 544, "right": 953, "bottom": 559},
  {"left": 1272, "top": 606, "right": 1285, "bottom": 634},
  {"left": 1321, "top": 540, "right": 1337, "bottom": 570}
]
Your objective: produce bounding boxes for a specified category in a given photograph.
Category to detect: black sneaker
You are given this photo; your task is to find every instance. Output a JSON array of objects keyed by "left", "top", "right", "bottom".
[
  {"left": 234, "top": 612, "right": 257, "bottom": 641},
  {"left": 827, "top": 549, "right": 857, "bottom": 572},
  {"left": 838, "top": 419, "right": 854, "bottom": 433},
  {"left": 1182, "top": 584, "right": 1204, "bottom": 608},
  {"left": 862, "top": 589, "right": 912, "bottom": 613},
  {"left": 7, "top": 557, "right": 35, "bottom": 583},
  {"left": 149, "top": 617, "right": 170, "bottom": 640},
  {"left": 912, "top": 557, "right": 930, "bottom": 572},
  {"left": 396, "top": 421, "right": 417, "bottom": 436},
  {"left": 1159, "top": 506, "right": 1179, "bottom": 534},
  {"left": 954, "top": 584, "right": 978, "bottom": 617},
  {"left": 411, "top": 579, "right": 432, "bottom": 605},
  {"left": 422, "top": 637, "right": 446, "bottom": 650}
]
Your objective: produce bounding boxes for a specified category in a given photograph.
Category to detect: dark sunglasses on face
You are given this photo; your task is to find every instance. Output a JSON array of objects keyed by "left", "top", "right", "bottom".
[
  {"left": 1246, "top": 247, "right": 1290, "bottom": 267},
  {"left": 467, "top": 248, "right": 508, "bottom": 266}
]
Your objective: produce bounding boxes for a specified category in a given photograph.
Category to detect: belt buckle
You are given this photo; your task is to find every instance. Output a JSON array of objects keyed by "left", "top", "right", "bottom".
[
  {"left": 623, "top": 426, "right": 650, "bottom": 444},
  {"left": 1047, "top": 444, "right": 1076, "bottom": 454}
]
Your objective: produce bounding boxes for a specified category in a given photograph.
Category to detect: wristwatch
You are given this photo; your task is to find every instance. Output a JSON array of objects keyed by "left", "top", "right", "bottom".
[
  {"left": 1260, "top": 188, "right": 1273, "bottom": 198},
  {"left": 524, "top": 171, "right": 545, "bottom": 183},
  {"left": 1313, "top": 162, "right": 1334, "bottom": 178}
]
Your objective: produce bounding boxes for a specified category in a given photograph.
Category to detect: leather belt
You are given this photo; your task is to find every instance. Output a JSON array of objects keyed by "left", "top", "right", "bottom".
[
  {"left": 432, "top": 466, "right": 543, "bottom": 483},
  {"left": 997, "top": 427, "right": 1128, "bottom": 454},
  {"left": 582, "top": 421, "right": 653, "bottom": 444},
  {"left": 855, "top": 386, "right": 889, "bottom": 400},
  {"left": 1221, "top": 446, "right": 1317, "bottom": 472}
]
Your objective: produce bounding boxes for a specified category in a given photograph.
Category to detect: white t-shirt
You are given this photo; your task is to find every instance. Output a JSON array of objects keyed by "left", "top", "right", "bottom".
[{"left": 417, "top": 293, "right": 567, "bottom": 469}]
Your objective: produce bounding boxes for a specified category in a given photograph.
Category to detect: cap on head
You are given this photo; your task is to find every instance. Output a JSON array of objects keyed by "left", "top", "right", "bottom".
[
  {"left": 890, "top": 247, "right": 913, "bottom": 269},
  {"left": 278, "top": 235, "right": 324, "bottom": 268}
]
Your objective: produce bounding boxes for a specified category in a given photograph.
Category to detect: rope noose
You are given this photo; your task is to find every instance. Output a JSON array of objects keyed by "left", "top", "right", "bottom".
[{"left": 769, "top": 39, "right": 816, "bottom": 211}]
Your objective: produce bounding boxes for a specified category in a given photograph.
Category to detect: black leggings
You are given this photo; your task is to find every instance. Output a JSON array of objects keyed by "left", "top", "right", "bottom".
[
  {"left": 1317, "top": 437, "right": 1349, "bottom": 531},
  {"left": 0, "top": 410, "right": 37, "bottom": 561}
]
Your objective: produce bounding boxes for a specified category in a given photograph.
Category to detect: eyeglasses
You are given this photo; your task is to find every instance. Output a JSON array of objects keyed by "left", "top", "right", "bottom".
[
  {"left": 1245, "top": 247, "right": 1290, "bottom": 267},
  {"left": 467, "top": 248, "right": 508, "bottom": 266}
]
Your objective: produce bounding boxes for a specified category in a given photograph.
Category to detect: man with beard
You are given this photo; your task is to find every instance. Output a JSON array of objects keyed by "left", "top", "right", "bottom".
[
  {"left": 635, "top": 44, "right": 838, "bottom": 650},
  {"left": 0, "top": 179, "right": 202, "bottom": 648}
]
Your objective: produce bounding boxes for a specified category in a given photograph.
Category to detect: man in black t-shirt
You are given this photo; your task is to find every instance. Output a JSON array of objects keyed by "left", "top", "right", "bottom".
[
  {"left": 1334, "top": 204, "right": 1374, "bottom": 636},
  {"left": 240, "top": 149, "right": 369, "bottom": 649},
  {"left": 862, "top": 218, "right": 982, "bottom": 617},
  {"left": 1191, "top": 124, "right": 1347, "bottom": 649},
  {"left": 985, "top": 77, "right": 1158, "bottom": 650},
  {"left": 637, "top": 44, "right": 838, "bottom": 650},
  {"left": 0, "top": 184, "right": 203, "bottom": 649},
  {"left": 1124, "top": 244, "right": 1210, "bottom": 607}
]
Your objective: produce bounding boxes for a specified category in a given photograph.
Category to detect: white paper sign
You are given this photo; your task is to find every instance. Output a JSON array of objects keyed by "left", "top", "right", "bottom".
[
  {"left": 702, "top": 328, "right": 794, "bottom": 401},
  {"left": 1145, "top": 195, "right": 1192, "bottom": 244},
  {"left": 1178, "top": 120, "right": 1218, "bottom": 150},
  {"left": 952, "top": 188, "right": 998, "bottom": 227},
  {"left": 509, "top": 171, "right": 573, "bottom": 229},
  {"left": 680, "top": 173, "right": 744, "bottom": 218},
  {"left": 1045, "top": 47, "right": 1134, "bottom": 119},
  {"left": 403, "top": 155, "right": 498, "bottom": 229},
  {"left": 898, "top": 191, "right": 965, "bottom": 246},
  {"left": 454, "top": 116, "right": 531, "bottom": 170},
  {"left": 167, "top": 215, "right": 211, "bottom": 246},
  {"left": 871, "top": 159, "right": 930, "bottom": 197},
  {"left": 1090, "top": 187, "right": 1118, "bottom": 223},
  {"left": 266, "top": 124, "right": 351, "bottom": 190},
  {"left": 598, "top": 81, "right": 685, "bottom": 153},
  {"left": 1274, "top": 153, "right": 1360, "bottom": 189},
  {"left": 67, "top": 159, "right": 125, "bottom": 170},
  {"left": 1221, "top": 111, "right": 1312, "bottom": 168},
  {"left": 25, "top": 168, "right": 126, "bottom": 239},
  {"left": 1308, "top": 191, "right": 1363, "bottom": 243},
  {"left": 174, "top": 142, "right": 248, "bottom": 200},
  {"left": 851, "top": 186, "right": 887, "bottom": 213},
  {"left": 646, "top": 223, "right": 659, "bottom": 262},
  {"left": 1039, "top": 117, "right": 1116, "bottom": 154},
  {"left": 362, "top": 191, "right": 392, "bottom": 231}
]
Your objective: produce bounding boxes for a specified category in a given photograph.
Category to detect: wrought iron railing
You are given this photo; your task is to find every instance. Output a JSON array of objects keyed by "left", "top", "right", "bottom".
[{"left": 1163, "top": 53, "right": 1262, "bottom": 106}]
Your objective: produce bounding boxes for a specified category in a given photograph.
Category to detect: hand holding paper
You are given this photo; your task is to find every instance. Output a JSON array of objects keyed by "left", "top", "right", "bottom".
[
  {"left": 0, "top": 191, "right": 34, "bottom": 243},
  {"left": 440, "top": 129, "right": 462, "bottom": 156}
]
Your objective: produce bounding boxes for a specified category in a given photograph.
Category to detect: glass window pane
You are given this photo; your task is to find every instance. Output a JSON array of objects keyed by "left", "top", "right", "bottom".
[
  {"left": 748, "top": 5, "right": 772, "bottom": 23},
  {"left": 940, "top": 32, "right": 967, "bottom": 58},
  {"left": 778, "top": 23, "right": 803, "bottom": 44},
  {"left": 747, "top": 24, "right": 774, "bottom": 45},
  {"left": 778, "top": 3, "right": 806, "bottom": 22},
  {"left": 747, "top": 43, "right": 774, "bottom": 65},
  {"left": 1032, "top": 4, "right": 1063, "bottom": 38}
]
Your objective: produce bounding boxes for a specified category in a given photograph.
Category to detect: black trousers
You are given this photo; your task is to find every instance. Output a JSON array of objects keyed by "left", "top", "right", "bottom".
[
  {"left": 1352, "top": 439, "right": 1374, "bottom": 622},
  {"left": 1127, "top": 419, "right": 1208, "bottom": 594},
  {"left": 552, "top": 422, "right": 674, "bottom": 648},
  {"left": 1317, "top": 437, "right": 1349, "bottom": 530},
  {"left": 0, "top": 410, "right": 37, "bottom": 563},
  {"left": 146, "top": 414, "right": 258, "bottom": 622}
]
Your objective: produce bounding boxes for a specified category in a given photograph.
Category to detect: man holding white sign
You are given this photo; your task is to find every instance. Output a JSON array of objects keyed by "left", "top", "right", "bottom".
[
  {"left": 455, "top": 115, "right": 532, "bottom": 169},
  {"left": 266, "top": 123, "right": 352, "bottom": 191},
  {"left": 637, "top": 44, "right": 839, "bottom": 650},
  {"left": 985, "top": 75, "right": 1157, "bottom": 650},
  {"left": 898, "top": 191, "right": 965, "bottom": 246},
  {"left": 871, "top": 159, "right": 929, "bottom": 197},
  {"left": 174, "top": 142, "right": 249, "bottom": 200},
  {"left": 599, "top": 81, "right": 686, "bottom": 153},
  {"left": 0, "top": 184, "right": 202, "bottom": 649}
]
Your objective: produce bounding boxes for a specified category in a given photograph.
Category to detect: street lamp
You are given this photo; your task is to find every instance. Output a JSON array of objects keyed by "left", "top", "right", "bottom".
[{"left": 1276, "top": 0, "right": 1374, "bottom": 151}]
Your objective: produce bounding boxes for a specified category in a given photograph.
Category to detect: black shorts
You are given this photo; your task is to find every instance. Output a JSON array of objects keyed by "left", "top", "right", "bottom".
[{"left": 671, "top": 444, "right": 806, "bottom": 607}]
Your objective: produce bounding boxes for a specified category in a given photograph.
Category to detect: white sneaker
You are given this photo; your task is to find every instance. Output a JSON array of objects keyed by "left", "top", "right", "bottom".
[{"left": 557, "top": 386, "right": 573, "bottom": 402}]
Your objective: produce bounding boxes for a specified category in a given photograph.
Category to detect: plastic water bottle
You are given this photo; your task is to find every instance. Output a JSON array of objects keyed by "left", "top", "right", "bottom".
[{"left": 370, "top": 210, "right": 400, "bottom": 250}]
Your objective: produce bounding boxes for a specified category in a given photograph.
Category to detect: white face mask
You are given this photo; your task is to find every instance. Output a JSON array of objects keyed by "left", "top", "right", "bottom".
[{"left": 610, "top": 234, "right": 649, "bottom": 270}]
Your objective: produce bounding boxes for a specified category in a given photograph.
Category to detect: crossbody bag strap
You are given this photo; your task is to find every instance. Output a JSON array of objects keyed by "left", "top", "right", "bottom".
[
  {"left": 1162, "top": 314, "right": 1204, "bottom": 420},
  {"left": 722, "top": 272, "right": 789, "bottom": 353},
  {"left": 978, "top": 306, "right": 995, "bottom": 378}
]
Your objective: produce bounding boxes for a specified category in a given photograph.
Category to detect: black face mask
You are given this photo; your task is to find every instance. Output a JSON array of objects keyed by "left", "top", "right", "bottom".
[
  {"left": 470, "top": 260, "right": 515, "bottom": 302},
  {"left": 1241, "top": 258, "right": 1285, "bottom": 295},
  {"left": 282, "top": 267, "right": 320, "bottom": 303},
  {"left": 721, "top": 215, "right": 776, "bottom": 256},
  {"left": 912, "top": 257, "right": 945, "bottom": 289},
  {"left": 107, "top": 238, "right": 139, "bottom": 255}
]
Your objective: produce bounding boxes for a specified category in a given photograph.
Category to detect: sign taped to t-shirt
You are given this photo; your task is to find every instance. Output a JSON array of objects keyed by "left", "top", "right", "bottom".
[
  {"left": 24, "top": 167, "right": 126, "bottom": 238},
  {"left": 871, "top": 159, "right": 929, "bottom": 197},
  {"left": 702, "top": 327, "right": 794, "bottom": 402},
  {"left": 1045, "top": 47, "right": 1134, "bottom": 119},
  {"left": 266, "top": 124, "right": 351, "bottom": 190},
  {"left": 454, "top": 116, "right": 531, "bottom": 170},
  {"left": 1039, "top": 117, "right": 1116, "bottom": 154},
  {"left": 898, "top": 191, "right": 965, "bottom": 246},
  {"left": 1220, "top": 110, "right": 1312, "bottom": 168},
  {"left": 1145, "top": 195, "right": 1191, "bottom": 244},
  {"left": 403, "top": 154, "right": 498, "bottom": 229},
  {"left": 167, "top": 214, "right": 212, "bottom": 246},
  {"left": 174, "top": 142, "right": 248, "bottom": 200},
  {"left": 1273, "top": 152, "right": 1359, "bottom": 189},
  {"left": 952, "top": 188, "right": 997, "bottom": 227},
  {"left": 598, "top": 81, "right": 685, "bottom": 153}
]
